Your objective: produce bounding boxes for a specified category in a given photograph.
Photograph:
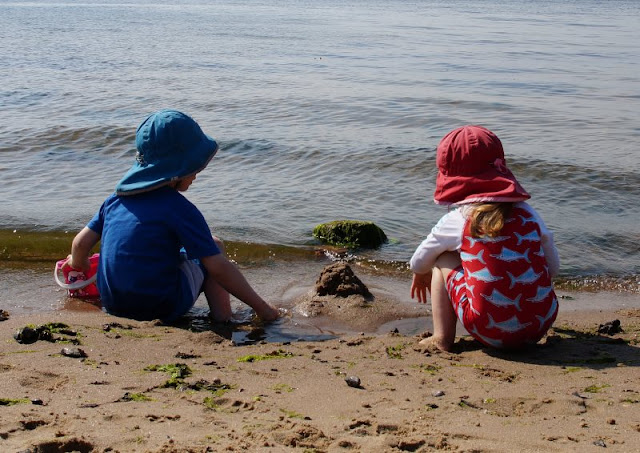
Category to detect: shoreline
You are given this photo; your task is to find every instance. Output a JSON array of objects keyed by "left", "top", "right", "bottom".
[
  {"left": 1, "top": 292, "right": 639, "bottom": 452},
  {"left": 1, "top": 227, "right": 639, "bottom": 295},
  {"left": 3, "top": 250, "right": 639, "bottom": 324}
]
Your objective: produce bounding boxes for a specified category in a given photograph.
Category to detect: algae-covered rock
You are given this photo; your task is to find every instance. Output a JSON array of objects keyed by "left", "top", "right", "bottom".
[{"left": 313, "top": 220, "right": 387, "bottom": 248}]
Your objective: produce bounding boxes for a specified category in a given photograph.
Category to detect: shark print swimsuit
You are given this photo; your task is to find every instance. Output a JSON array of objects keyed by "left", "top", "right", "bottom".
[{"left": 447, "top": 206, "right": 558, "bottom": 349}]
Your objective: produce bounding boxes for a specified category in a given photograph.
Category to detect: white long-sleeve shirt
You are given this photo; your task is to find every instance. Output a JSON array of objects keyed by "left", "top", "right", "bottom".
[{"left": 409, "top": 202, "right": 560, "bottom": 277}]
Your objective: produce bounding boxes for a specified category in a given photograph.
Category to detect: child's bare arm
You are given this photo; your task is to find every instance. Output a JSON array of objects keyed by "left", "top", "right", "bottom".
[
  {"left": 201, "top": 254, "right": 279, "bottom": 321},
  {"left": 68, "top": 227, "right": 100, "bottom": 271}
]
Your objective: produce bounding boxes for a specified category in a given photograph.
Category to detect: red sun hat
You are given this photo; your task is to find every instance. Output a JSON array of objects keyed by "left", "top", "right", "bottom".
[{"left": 433, "top": 125, "right": 530, "bottom": 205}]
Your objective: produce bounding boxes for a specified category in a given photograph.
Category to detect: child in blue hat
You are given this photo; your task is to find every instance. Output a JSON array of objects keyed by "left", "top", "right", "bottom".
[{"left": 66, "top": 109, "right": 279, "bottom": 323}]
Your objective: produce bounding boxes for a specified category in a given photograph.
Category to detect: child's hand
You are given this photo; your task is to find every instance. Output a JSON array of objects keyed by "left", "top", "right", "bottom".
[
  {"left": 411, "top": 272, "right": 432, "bottom": 303},
  {"left": 64, "top": 254, "right": 91, "bottom": 272},
  {"left": 256, "top": 303, "right": 280, "bottom": 322}
]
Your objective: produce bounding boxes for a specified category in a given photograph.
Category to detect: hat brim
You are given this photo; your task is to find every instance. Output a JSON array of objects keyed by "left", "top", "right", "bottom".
[
  {"left": 116, "top": 134, "right": 218, "bottom": 196},
  {"left": 434, "top": 167, "right": 530, "bottom": 206}
]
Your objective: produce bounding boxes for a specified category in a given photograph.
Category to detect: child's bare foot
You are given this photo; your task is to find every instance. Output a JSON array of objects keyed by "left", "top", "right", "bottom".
[{"left": 418, "top": 335, "right": 454, "bottom": 352}]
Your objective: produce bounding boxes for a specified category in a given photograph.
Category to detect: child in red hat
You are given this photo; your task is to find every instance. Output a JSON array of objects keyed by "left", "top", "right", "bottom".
[{"left": 410, "top": 126, "right": 559, "bottom": 351}]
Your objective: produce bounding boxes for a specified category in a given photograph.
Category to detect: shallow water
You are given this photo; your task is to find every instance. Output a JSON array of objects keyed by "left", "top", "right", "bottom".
[
  {"left": 1, "top": 0, "right": 639, "bottom": 323},
  {"left": 4, "top": 256, "right": 638, "bottom": 345}
]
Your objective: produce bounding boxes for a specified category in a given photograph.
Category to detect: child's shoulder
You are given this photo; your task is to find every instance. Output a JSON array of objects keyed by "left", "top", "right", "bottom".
[
  {"left": 432, "top": 206, "right": 466, "bottom": 233},
  {"left": 117, "top": 186, "right": 183, "bottom": 202}
]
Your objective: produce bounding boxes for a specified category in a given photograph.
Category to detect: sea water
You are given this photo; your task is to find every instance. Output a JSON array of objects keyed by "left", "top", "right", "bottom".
[{"left": 1, "top": 0, "right": 639, "bottom": 325}]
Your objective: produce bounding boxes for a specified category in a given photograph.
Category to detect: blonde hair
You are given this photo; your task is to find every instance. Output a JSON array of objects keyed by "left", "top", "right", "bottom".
[{"left": 468, "top": 203, "right": 514, "bottom": 238}]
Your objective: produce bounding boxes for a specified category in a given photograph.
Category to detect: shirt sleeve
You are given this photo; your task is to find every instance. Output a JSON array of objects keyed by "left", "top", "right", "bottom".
[
  {"left": 86, "top": 194, "right": 113, "bottom": 235},
  {"left": 519, "top": 202, "right": 560, "bottom": 278},
  {"left": 172, "top": 195, "right": 220, "bottom": 259},
  {"left": 409, "top": 209, "right": 465, "bottom": 274}
]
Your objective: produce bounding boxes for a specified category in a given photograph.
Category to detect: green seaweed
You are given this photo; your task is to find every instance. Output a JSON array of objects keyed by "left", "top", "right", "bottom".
[
  {"left": 237, "top": 349, "right": 294, "bottom": 362},
  {"left": 280, "top": 408, "right": 305, "bottom": 419},
  {"left": 121, "top": 392, "right": 153, "bottom": 402},
  {"left": 41, "top": 322, "right": 70, "bottom": 332},
  {"left": 271, "top": 383, "right": 295, "bottom": 393},
  {"left": 191, "top": 380, "right": 234, "bottom": 397},
  {"left": 0, "top": 229, "right": 80, "bottom": 263},
  {"left": 312, "top": 220, "right": 387, "bottom": 249},
  {"left": 0, "top": 397, "right": 30, "bottom": 406},
  {"left": 144, "top": 363, "right": 192, "bottom": 388},
  {"left": 14, "top": 322, "right": 80, "bottom": 345},
  {"left": 385, "top": 344, "right": 405, "bottom": 359},
  {"left": 452, "top": 363, "right": 485, "bottom": 370},
  {"left": 584, "top": 384, "right": 611, "bottom": 393},
  {"left": 203, "top": 396, "right": 221, "bottom": 410},
  {"left": 413, "top": 364, "right": 442, "bottom": 375},
  {"left": 202, "top": 382, "right": 235, "bottom": 409}
]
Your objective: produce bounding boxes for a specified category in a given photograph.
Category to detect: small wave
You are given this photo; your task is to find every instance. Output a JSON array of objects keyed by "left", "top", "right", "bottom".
[
  {"left": 510, "top": 158, "right": 640, "bottom": 200},
  {"left": 2, "top": 124, "right": 134, "bottom": 156}
]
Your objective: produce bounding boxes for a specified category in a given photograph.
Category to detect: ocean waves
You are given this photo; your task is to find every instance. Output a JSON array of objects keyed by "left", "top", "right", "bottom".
[{"left": 1, "top": 0, "right": 639, "bottom": 281}]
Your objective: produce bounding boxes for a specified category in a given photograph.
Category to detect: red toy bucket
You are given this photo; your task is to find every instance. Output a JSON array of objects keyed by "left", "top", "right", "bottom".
[{"left": 54, "top": 254, "right": 100, "bottom": 298}]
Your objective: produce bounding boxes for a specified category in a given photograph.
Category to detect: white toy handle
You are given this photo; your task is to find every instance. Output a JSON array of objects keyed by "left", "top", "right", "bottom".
[{"left": 54, "top": 259, "right": 98, "bottom": 290}]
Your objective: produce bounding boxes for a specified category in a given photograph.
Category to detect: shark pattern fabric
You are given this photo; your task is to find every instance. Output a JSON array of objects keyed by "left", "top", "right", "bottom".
[{"left": 448, "top": 206, "right": 558, "bottom": 348}]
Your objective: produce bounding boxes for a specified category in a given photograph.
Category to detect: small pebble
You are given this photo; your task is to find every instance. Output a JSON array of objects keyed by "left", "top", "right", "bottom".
[
  {"left": 345, "top": 376, "right": 361, "bottom": 388},
  {"left": 432, "top": 390, "right": 445, "bottom": 397},
  {"left": 607, "top": 419, "right": 616, "bottom": 425},
  {"left": 61, "top": 347, "right": 87, "bottom": 358},
  {"left": 14, "top": 327, "right": 39, "bottom": 344},
  {"left": 597, "top": 319, "right": 622, "bottom": 335}
]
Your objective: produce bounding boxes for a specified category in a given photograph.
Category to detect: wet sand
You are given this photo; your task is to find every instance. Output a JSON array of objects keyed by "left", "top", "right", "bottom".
[{"left": 1, "top": 277, "right": 639, "bottom": 452}]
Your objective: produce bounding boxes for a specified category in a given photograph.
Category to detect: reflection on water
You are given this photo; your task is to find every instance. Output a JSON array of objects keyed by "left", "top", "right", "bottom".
[{"left": 178, "top": 304, "right": 429, "bottom": 346}]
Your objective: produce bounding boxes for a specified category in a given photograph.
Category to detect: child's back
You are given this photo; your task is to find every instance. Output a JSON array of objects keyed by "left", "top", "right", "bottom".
[
  {"left": 91, "top": 186, "right": 218, "bottom": 320},
  {"left": 457, "top": 203, "right": 557, "bottom": 348}
]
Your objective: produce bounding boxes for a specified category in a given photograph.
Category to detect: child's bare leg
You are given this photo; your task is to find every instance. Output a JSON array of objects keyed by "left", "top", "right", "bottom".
[
  {"left": 205, "top": 237, "right": 232, "bottom": 322},
  {"left": 420, "top": 252, "right": 461, "bottom": 352}
]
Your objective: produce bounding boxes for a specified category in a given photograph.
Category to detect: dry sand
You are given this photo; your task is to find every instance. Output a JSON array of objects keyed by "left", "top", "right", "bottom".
[{"left": 1, "top": 292, "right": 639, "bottom": 453}]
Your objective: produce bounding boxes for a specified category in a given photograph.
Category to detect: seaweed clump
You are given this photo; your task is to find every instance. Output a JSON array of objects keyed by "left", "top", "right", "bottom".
[
  {"left": 13, "top": 322, "right": 79, "bottom": 345},
  {"left": 313, "top": 220, "right": 387, "bottom": 249}
]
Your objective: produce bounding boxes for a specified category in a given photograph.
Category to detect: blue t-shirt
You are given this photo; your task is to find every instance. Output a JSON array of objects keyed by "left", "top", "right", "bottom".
[{"left": 87, "top": 187, "right": 220, "bottom": 321}]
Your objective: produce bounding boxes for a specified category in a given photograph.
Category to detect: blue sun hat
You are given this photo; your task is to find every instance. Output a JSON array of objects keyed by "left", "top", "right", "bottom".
[{"left": 116, "top": 109, "right": 218, "bottom": 195}]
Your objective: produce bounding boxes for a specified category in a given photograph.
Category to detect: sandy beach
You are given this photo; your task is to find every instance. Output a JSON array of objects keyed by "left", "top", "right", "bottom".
[{"left": 1, "top": 288, "right": 639, "bottom": 453}]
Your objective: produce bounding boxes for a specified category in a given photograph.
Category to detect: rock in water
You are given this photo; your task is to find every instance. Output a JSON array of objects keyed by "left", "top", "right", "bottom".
[
  {"left": 314, "top": 263, "right": 372, "bottom": 298},
  {"left": 313, "top": 220, "right": 387, "bottom": 248}
]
